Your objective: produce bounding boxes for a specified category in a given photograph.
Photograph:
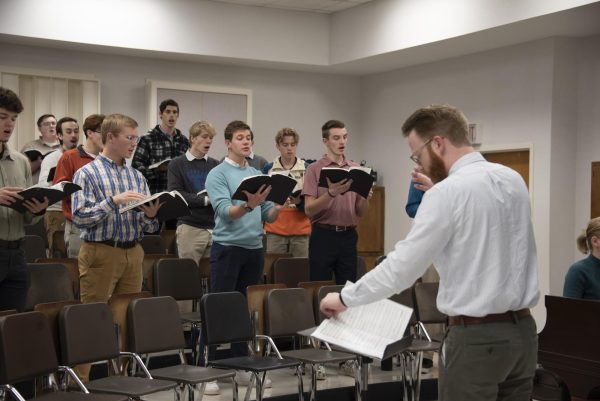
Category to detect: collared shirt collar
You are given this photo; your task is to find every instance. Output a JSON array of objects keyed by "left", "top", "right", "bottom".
[
  {"left": 98, "top": 153, "right": 125, "bottom": 168},
  {"left": 0, "top": 144, "right": 14, "bottom": 161},
  {"left": 224, "top": 156, "right": 247, "bottom": 168},
  {"left": 186, "top": 150, "right": 208, "bottom": 161},
  {"left": 448, "top": 152, "right": 485, "bottom": 175},
  {"left": 247, "top": 151, "right": 255, "bottom": 160},
  {"left": 321, "top": 154, "right": 350, "bottom": 168}
]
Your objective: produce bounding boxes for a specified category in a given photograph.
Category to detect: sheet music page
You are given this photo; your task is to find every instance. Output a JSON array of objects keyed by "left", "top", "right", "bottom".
[{"left": 312, "top": 298, "right": 413, "bottom": 359}]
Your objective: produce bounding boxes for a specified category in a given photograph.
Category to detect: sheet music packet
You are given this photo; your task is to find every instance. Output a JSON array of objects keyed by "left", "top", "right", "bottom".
[{"left": 311, "top": 289, "right": 413, "bottom": 360}]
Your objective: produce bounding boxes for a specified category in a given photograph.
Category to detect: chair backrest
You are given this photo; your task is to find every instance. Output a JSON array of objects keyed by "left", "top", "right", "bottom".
[
  {"left": 35, "top": 257, "right": 80, "bottom": 298},
  {"left": 0, "top": 312, "right": 58, "bottom": 383},
  {"left": 141, "top": 253, "right": 176, "bottom": 291},
  {"left": 140, "top": 234, "right": 167, "bottom": 254},
  {"left": 264, "top": 288, "right": 315, "bottom": 337},
  {"left": 357, "top": 256, "right": 367, "bottom": 279},
  {"left": 247, "top": 283, "right": 287, "bottom": 337},
  {"left": 272, "top": 257, "right": 310, "bottom": 288},
  {"left": 128, "top": 296, "right": 186, "bottom": 354},
  {"left": 374, "top": 255, "right": 386, "bottom": 267},
  {"left": 531, "top": 367, "right": 571, "bottom": 401},
  {"left": 153, "top": 258, "right": 203, "bottom": 300},
  {"left": 0, "top": 310, "right": 17, "bottom": 317},
  {"left": 24, "top": 219, "right": 48, "bottom": 249},
  {"left": 315, "top": 284, "right": 344, "bottom": 323},
  {"left": 59, "top": 302, "right": 119, "bottom": 366},
  {"left": 298, "top": 281, "right": 335, "bottom": 323},
  {"left": 51, "top": 230, "right": 67, "bottom": 258},
  {"left": 23, "top": 235, "right": 47, "bottom": 262},
  {"left": 263, "top": 253, "right": 292, "bottom": 283},
  {"left": 34, "top": 300, "right": 81, "bottom": 363},
  {"left": 159, "top": 229, "right": 177, "bottom": 255},
  {"left": 388, "top": 286, "right": 417, "bottom": 328},
  {"left": 108, "top": 292, "right": 152, "bottom": 352},
  {"left": 414, "top": 282, "right": 446, "bottom": 324},
  {"left": 200, "top": 292, "right": 253, "bottom": 346},
  {"left": 25, "top": 263, "right": 75, "bottom": 311}
]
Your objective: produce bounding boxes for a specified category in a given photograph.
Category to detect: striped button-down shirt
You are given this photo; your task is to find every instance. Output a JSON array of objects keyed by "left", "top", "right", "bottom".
[{"left": 72, "top": 154, "right": 159, "bottom": 242}]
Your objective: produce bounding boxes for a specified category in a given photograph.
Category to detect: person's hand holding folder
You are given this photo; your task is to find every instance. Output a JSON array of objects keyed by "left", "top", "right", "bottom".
[
  {"left": 326, "top": 177, "right": 352, "bottom": 197},
  {"left": 242, "top": 184, "right": 272, "bottom": 209},
  {"left": 0, "top": 186, "right": 49, "bottom": 214}
]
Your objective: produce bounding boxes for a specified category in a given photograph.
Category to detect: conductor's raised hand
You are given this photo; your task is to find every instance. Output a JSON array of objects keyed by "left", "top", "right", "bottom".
[
  {"left": 139, "top": 199, "right": 163, "bottom": 219},
  {"left": 320, "top": 292, "right": 347, "bottom": 318},
  {"left": 0, "top": 187, "right": 24, "bottom": 206},
  {"left": 326, "top": 177, "right": 352, "bottom": 197},
  {"left": 112, "top": 191, "right": 147, "bottom": 205},
  {"left": 243, "top": 184, "right": 271, "bottom": 209}
]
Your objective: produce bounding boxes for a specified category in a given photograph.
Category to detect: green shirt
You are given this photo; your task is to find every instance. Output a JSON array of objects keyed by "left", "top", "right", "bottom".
[{"left": 0, "top": 145, "right": 39, "bottom": 240}]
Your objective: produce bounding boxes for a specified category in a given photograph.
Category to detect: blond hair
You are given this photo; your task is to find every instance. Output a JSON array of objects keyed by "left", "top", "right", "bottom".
[
  {"left": 275, "top": 127, "right": 299, "bottom": 144},
  {"left": 577, "top": 217, "right": 600, "bottom": 254},
  {"left": 189, "top": 121, "right": 216, "bottom": 140},
  {"left": 101, "top": 113, "right": 138, "bottom": 144}
]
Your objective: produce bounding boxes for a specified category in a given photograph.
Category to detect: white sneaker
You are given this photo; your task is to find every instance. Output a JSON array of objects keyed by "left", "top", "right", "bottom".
[
  {"left": 203, "top": 381, "right": 220, "bottom": 395},
  {"left": 339, "top": 360, "right": 358, "bottom": 378},
  {"left": 236, "top": 372, "right": 272, "bottom": 388},
  {"left": 315, "top": 364, "right": 327, "bottom": 380}
]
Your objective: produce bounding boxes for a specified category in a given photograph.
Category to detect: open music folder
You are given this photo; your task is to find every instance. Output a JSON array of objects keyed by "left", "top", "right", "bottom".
[{"left": 311, "top": 294, "right": 413, "bottom": 360}]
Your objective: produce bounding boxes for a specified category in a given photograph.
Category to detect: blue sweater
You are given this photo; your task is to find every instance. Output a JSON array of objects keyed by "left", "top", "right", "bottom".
[
  {"left": 206, "top": 161, "right": 273, "bottom": 249},
  {"left": 563, "top": 254, "right": 600, "bottom": 300}
]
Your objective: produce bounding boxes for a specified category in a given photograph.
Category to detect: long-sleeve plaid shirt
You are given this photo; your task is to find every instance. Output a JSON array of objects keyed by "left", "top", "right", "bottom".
[{"left": 131, "top": 125, "right": 189, "bottom": 194}]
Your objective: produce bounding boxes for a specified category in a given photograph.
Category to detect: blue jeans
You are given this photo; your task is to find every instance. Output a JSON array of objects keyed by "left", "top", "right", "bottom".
[{"left": 0, "top": 248, "right": 29, "bottom": 312}]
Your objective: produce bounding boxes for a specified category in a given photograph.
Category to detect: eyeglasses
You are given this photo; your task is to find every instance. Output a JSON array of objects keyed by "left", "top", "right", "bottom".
[
  {"left": 41, "top": 121, "right": 57, "bottom": 127},
  {"left": 409, "top": 138, "right": 433, "bottom": 164},
  {"left": 124, "top": 135, "right": 140, "bottom": 144}
]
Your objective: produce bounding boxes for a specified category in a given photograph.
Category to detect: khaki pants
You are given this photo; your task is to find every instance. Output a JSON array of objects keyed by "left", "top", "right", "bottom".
[
  {"left": 266, "top": 232, "right": 309, "bottom": 257},
  {"left": 176, "top": 224, "right": 212, "bottom": 264},
  {"left": 44, "top": 211, "right": 66, "bottom": 257},
  {"left": 78, "top": 242, "right": 144, "bottom": 303},
  {"left": 64, "top": 220, "right": 82, "bottom": 259}
]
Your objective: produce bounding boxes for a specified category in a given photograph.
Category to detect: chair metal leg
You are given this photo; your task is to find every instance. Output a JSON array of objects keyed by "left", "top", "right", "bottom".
[
  {"left": 4, "top": 385, "right": 26, "bottom": 401},
  {"left": 254, "top": 372, "right": 263, "bottom": 401},
  {"left": 231, "top": 376, "right": 239, "bottom": 401},
  {"left": 296, "top": 366, "right": 305, "bottom": 401},
  {"left": 310, "top": 364, "right": 318, "bottom": 401},
  {"left": 356, "top": 356, "right": 370, "bottom": 401},
  {"left": 400, "top": 351, "right": 424, "bottom": 401},
  {"left": 194, "top": 383, "right": 203, "bottom": 401},
  {"left": 175, "top": 383, "right": 184, "bottom": 401},
  {"left": 243, "top": 373, "right": 255, "bottom": 401}
]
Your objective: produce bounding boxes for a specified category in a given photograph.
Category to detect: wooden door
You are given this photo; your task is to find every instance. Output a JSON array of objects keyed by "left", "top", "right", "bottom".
[
  {"left": 482, "top": 150, "right": 530, "bottom": 189},
  {"left": 357, "top": 186, "right": 385, "bottom": 271},
  {"left": 592, "top": 162, "right": 600, "bottom": 219}
]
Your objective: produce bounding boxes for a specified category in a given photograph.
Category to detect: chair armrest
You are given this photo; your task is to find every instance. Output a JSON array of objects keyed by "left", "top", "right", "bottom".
[
  {"left": 119, "top": 351, "right": 153, "bottom": 378},
  {"left": 58, "top": 366, "right": 90, "bottom": 393},
  {"left": 255, "top": 334, "right": 283, "bottom": 359}
]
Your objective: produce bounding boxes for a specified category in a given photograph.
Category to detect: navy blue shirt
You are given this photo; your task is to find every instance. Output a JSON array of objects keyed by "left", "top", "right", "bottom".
[{"left": 563, "top": 254, "right": 600, "bottom": 300}]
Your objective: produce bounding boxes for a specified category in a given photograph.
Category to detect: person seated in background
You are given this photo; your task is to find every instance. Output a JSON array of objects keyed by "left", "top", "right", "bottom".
[
  {"left": 262, "top": 127, "right": 311, "bottom": 257},
  {"left": 563, "top": 217, "right": 600, "bottom": 299},
  {"left": 53, "top": 114, "right": 105, "bottom": 258},
  {"left": 21, "top": 113, "right": 60, "bottom": 183},
  {"left": 38, "top": 117, "right": 79, "bottom": 257}
]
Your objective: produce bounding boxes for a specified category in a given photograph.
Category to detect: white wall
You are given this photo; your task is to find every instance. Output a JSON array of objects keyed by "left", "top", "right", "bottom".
[{"left": 0, "top": 42, "right": 361, "bottom": 163}]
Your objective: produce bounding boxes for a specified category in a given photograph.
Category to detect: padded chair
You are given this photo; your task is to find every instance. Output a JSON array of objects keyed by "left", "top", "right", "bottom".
[
  {"left": 34, "top": 300, "right": 82, "bottom": 360},
  {"left": 24, "top": 219, "right": 48, "bottom": 249},
  {"left": 413, "top": 282, "right": 447, "bottom": 342},
  {"left": 246, "top": 283, "right": 287, "bottom": 354},
  {"left": 159, "top": 229, "right": 177, "bottom": 255},
  {"left": 25, "top": 263, "right": 75, "bottom": 311},
  {"left": 0, "top": 311, "right": 126, "bottom": 401},
  {"left": 154, "top": 258, "right": 204, "bottom": 364},
  {"left": 531, "top": 367, "right": 571, "bottom": 401},
  {"left": 58, "top": 302, "right": 178, "bottom": 398},
  {"left": 298, "top": 281, "right": 335, "bottom": 323},
  {"left": 36, "top": 258, "right": 80, "bottom": 299},
  {"left": 23, "top": 235, "right": 47, "bottom": 262},
  {"left": 262, "top": 253, "right": 291, "bottom": 284},
  {"left": 141, "top": 253, "right": 176, "bottom": 291},
  {"left": 51, "top": 230, "right": 67, "bottom": 258},
  {"left": 272, "top": 257, "right": 310, "bottom": 288},
  {"left": 264, "top": 288, "right": 356, "bottom": 401},
  {"left": 200, "top": 292, "right": 304, "bottom": 401},
  {"left": 356, "top": 256, "right": 367, "bottom": 279},
  {"left": 315, "top": 285, "right": 344, "bottom": 324},
  {"left": 128, "top": 296, "right": 236, "bottom": 401},
  {"left": 197, "top": 257, "right": 211, "bottom": 296},
  {"left": 140, "top": 235, "right": 167, "bottom": 255},
  {"left": 0, "top": 310, "right": 16, "bottom": 317}
]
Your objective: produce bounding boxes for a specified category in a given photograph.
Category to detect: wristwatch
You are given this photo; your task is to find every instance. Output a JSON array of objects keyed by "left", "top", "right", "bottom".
[{"left": 243, "top": 203, "right": 254, "bottom": 212}]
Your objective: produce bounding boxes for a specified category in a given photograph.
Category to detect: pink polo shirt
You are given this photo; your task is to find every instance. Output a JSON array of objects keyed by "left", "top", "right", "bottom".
[{"left": 302, "top": 155, "right": 360, "bottom": 226}]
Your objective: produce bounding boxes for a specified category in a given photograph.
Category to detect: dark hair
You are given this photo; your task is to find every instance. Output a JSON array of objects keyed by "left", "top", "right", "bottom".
[
  {"left": 401, "top": 104, "right": 470, "bottom": 146},
  {"left": 36, "top": 114, "right": 56, "bottom": 128},
  {"left": 82, "top": 114, "right": 106, "bottom": 138},
  {"left": 322, "top": 120, "right": 345, "bottom": 139},
  {"left": 159, "top": 99, "right": 179, "bottom": 114},
  {"left": 0, "top": 87, "right": 24, "bottom": 113},
  {"left": 56, "top": 117, "right": 78, "bottom": 135},
  {"left": 224, "top": 120, "right": 251, "bottom": 141}
]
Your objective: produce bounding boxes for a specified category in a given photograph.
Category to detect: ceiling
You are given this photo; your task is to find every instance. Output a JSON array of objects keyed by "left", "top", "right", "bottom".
[{"left": 206, "top": 0, "right": 374, "bottom": 13}]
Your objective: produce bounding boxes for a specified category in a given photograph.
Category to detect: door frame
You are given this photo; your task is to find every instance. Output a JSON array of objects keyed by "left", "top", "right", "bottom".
[{"left": 478, "top": 142, "right": 534, "bottom": 204}]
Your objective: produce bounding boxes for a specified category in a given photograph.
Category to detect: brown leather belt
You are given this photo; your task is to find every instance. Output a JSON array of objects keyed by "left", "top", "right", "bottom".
[
  {"left": 313, "top": 223, "right": 356, "bottom": 232},
  {"left": 0, "top": 239, "right": 23, "bottom": 249},
  {"left": 85, "top": 239, "right": 139, "bottom": 249},
  {"left": 448, "top": 308, "right": 531, "bottom": 326}
]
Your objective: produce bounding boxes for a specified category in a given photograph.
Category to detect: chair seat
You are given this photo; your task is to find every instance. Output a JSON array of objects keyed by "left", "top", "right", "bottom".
[
  {"left": 210, "top": 356, "right": 300, "bottom": 373},
  {"left": 36, "top": 392, "right": 128, "bottom": 401},
  {"left": 406, "top": 338, "right": 441, "bottom": 353},
  {"left": 282, "top": 349, "right": 356, "bottom": 364},
  {"left": 180, "top": 311, "right": 201, "bottom": 323},
  {"left": 85, "top": 376, "right": 177, "bottom": 397},
  {"left": 150, "top": 365, "right": 235, "bottom": 384}
]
